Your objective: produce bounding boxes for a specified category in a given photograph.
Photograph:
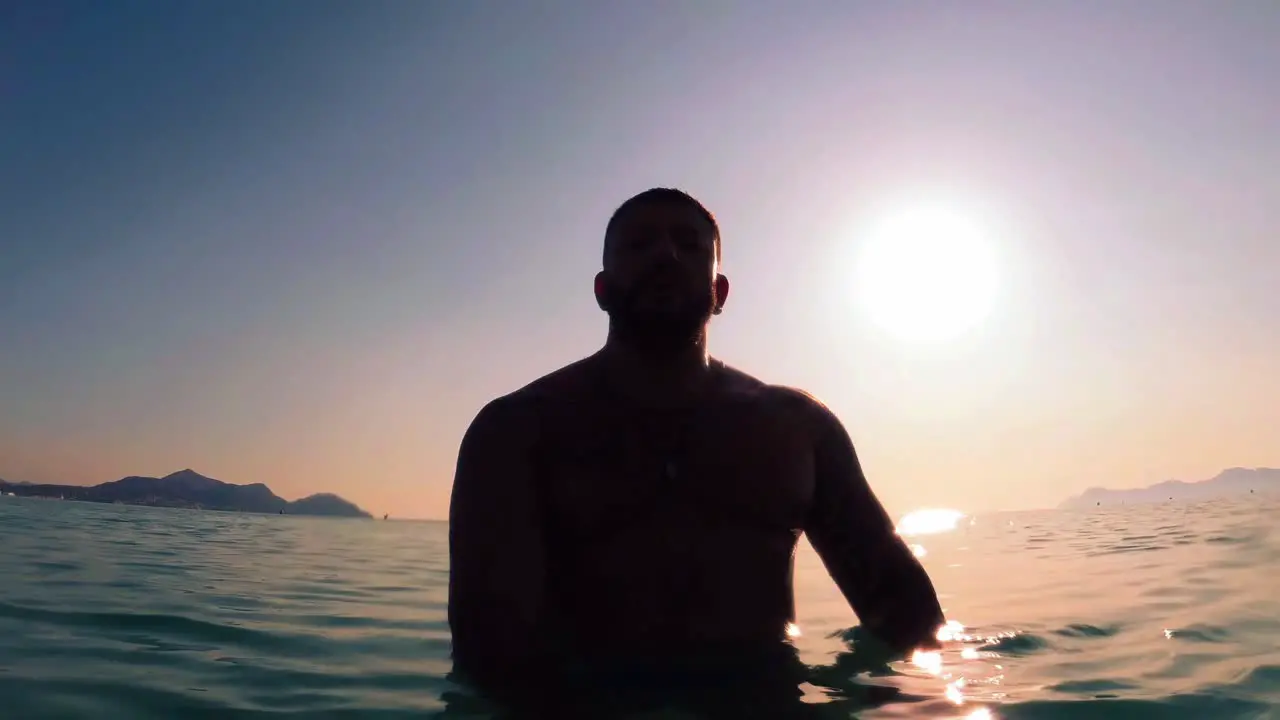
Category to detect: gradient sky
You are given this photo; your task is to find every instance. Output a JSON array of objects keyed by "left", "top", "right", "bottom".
[{"left": 3, "top": 1, "right": 1278, "bottom": 520}]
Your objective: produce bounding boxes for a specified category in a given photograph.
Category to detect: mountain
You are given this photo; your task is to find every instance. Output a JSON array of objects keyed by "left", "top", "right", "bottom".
[
  {"left": 1059, "top": 467, "right": 1280, "bottom": 509},
  {"left": 0, "top": 469, "right": 371, "bottom": 518},
  {"left": 287, "top": 493, "right": 368, "bottom": 517}
]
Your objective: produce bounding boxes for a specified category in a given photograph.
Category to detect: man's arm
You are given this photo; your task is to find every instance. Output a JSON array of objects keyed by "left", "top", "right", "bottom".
[
  {"left": 800, "top": 397, "right": 945, "bottom": 658},
  {"left": 447, "top": 393, "right": 551, "bottom": 700}
]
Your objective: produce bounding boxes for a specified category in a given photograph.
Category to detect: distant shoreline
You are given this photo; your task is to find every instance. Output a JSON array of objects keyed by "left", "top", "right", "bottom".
[
  {"left": 1058, "top": 467, "right": 1279, "bottom": 509},
  {"left": 0, "top": 469, "right": 371, "bottom": 519},
  {"left": 0, "top": 493, "right": 373, "bottom": 517}
]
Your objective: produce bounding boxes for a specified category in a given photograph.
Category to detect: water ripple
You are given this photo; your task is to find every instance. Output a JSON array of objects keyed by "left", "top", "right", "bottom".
[{"left": 0, "top": 496, "right": 1277, "bottom": 718}]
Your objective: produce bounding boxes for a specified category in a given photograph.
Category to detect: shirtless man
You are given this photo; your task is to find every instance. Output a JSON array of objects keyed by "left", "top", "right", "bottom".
[{"left": 447, "top": 188, "right": 945, "bottom": 711}]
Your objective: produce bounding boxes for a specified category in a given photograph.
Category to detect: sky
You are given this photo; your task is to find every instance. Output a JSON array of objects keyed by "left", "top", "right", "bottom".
[{"left": 2, "top": 1, "right": 1278, "bottom": 520}]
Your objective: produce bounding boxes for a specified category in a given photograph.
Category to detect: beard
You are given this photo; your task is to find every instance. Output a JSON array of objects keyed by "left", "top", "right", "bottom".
[{"left": 603, "top": 274, "right": 717, "bottom": 354}]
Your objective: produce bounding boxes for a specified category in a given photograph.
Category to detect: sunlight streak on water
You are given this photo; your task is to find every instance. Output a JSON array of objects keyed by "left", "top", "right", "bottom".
[
  {"left": 898, "top": 508, "right": 967, "bottom": 537},
  {"left": 938, "top": 619, "right": 967, "bottom": 642},
  {"left": 912, "top": 649, "right": 944, "bottom": 675}
]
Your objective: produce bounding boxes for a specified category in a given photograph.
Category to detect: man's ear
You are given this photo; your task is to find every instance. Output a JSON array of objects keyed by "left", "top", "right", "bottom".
[
  {"left": 713, "top": 274, "right": 730, "bottom": 315},
  {"left": 594, "top": 271, "right": 609, "bottom": 311}
]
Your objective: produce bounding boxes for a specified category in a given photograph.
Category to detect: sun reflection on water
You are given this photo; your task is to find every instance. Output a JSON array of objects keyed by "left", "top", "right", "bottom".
[
  {"left": 888, "top": 511, "right": 1005, "bottom": 718},
  {"left": 911, "top": 648, "right": 944, "bottom": 675},
  {"left": 901, "top": 619, "right": 1002, "bottom": 718},
  {"left": 898, "top": 508, "right": 967, "bottom": 537},
  {"left": 937, "top": 619, "right": 967, "bottom": 642}
]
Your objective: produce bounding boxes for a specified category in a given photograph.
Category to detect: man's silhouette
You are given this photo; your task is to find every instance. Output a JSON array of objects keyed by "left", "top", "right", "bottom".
[{"left": 447, "top": 188, "right": 945, "bottom": 713}]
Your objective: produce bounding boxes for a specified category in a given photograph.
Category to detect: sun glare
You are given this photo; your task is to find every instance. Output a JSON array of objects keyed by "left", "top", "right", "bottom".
[
  {"left": 897, "top": 508, "right": 966, "bottom": 537},
  {"left": 854, "top": 204, "right": 999, "bottom": 343}
]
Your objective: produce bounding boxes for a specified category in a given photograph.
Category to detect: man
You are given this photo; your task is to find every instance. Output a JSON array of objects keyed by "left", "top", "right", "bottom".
[{"left": 447, "top": 188, "right": 945, "bottom": 712}]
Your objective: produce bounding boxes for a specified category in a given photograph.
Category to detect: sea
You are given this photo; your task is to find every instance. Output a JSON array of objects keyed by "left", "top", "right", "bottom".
[{"left": 0, "top": 495, "right": 1276, "bottom": 719}]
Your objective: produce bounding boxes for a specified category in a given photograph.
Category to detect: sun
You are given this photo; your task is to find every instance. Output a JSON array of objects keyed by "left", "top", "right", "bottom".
[{"left": 853, "top": 204, "right": 999, "bottom": 343}]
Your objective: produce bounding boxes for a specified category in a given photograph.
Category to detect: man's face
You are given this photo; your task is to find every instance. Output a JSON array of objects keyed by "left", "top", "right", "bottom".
[{"left": 598, "top": 200, "right": 723, "bottom": 349}]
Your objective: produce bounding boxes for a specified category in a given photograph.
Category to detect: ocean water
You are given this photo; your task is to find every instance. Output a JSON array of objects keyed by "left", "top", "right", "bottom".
[{"left": 0, "top": 496, "right": 1276, "bottom": 719}]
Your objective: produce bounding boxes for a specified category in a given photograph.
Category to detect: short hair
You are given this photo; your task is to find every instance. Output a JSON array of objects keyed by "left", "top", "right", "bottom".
[{"left": 603, "top": 188, "right": 721, "bottom": 265}]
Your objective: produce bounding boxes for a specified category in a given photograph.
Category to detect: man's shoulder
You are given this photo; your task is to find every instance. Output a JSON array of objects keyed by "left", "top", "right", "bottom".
[
  {"left": 713, "top": 361, "right": 834, "bottom": 415},
  {"left": 508, "top": 355, "right": 600, "bottom": 403},
  {"left": 471, "top": 356, "right": 600, "bottom": 426},
  {"left": 768, "top": 385, "right": 836, "bottom": 416},
  {"left": 713, "top": 364, "right": 844, "bottom": 443},
  {"left": 765, "top": 385, "right": 842, "bottom": 437}
]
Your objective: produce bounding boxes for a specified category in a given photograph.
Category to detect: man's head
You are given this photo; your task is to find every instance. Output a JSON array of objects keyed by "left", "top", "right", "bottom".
[{"left": 595, "top": 188, "right": 730, "bottom": 351}]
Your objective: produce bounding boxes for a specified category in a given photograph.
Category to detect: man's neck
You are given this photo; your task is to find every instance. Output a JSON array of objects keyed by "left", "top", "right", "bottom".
[{"left": 599, "top": 329, "right": 712, "bottom": 408}]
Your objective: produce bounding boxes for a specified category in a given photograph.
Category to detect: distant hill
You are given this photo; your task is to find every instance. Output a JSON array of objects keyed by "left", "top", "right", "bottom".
[
  {"left": 1059, "top": 467, "right": 1280, "bottom": 509},
  {"left": 286, "top": 493, "right": 368, "bottom": 517},
  {"left": 0, "top": 469, "right": 371, "bottom": 518}
]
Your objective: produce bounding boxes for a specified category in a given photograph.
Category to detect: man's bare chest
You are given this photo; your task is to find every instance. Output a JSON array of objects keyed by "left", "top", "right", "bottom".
[{"left": 536, "top": 397, "right": 816, "bottom": 539}]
